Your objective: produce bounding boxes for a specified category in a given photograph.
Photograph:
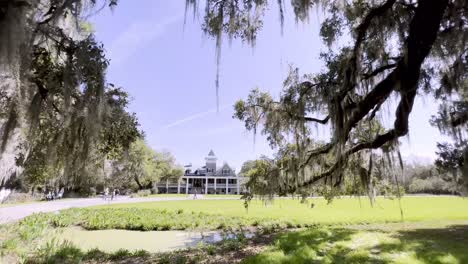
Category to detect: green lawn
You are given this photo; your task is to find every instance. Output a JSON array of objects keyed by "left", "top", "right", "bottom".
[
  {"left": 15, "top": 221, "right": 468, "bottom": 264},
  {"left": 2, "top": 196, "right": 468, "bottom": 263},
  {"left": 244, "top": 221, "right": 468, "bottom": 264},
  {"left": 98, "top": 196, "right": 468, "bottom": 225}
]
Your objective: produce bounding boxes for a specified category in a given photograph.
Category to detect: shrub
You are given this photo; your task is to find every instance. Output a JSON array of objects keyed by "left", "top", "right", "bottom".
[
  {"left": 109, "top": 249, "right": 131, "bottom": 260},
  {"left": 83, "top": 248, "right": 107, "bottom": 260},
  {"left": 2, "top": 192, "right": 40, "bottom": 204},
  {"left": 205, "top": 244, "right": 216, "bottom": 255},
  {"left": 33, "top": 241, "right": 84, "bottom": 264},
  {"left": 89, "top": 187, "right": 97, "bottom": 197},
  {"left": 409, "top": 177, "right": 454, "bottom": 194},
  {"left": 130, "top": 189, "right": 151, "bottom": 198},
  {"left": 133, "top": 249, "right": 151, "bottom": 258}
]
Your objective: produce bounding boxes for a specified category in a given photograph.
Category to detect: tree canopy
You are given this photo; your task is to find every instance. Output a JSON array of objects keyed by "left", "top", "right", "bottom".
[
  {"left": 187, "top": 0, "right": 467, "bottom": 197},
  {"left": 0, "top": 0, "right": 126, "bottom": 185},
  {"left": 0, "top": 0, "right": 466, "bottom": 198},
  {"left": 116, "top": 139, "right": 183, "bottom": 190}
]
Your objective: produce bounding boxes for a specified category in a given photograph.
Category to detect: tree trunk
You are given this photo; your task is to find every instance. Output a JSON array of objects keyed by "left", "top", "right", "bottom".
[
  {"left": 0, "top": 1, "right": 38, "bottom": 185},
  {"left": 133, "top": 174, "right": 143, "bottom": 190}
]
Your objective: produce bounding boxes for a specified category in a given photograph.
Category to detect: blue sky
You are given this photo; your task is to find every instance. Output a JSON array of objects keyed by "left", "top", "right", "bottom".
[{"left": 90, "top": 1, "right": 448, "bottom": 170}]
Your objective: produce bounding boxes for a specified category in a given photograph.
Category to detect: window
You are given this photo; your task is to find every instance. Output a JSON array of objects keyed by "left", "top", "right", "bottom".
[{"left": 222, "top": 169, "right": 230, "bottom": 175}]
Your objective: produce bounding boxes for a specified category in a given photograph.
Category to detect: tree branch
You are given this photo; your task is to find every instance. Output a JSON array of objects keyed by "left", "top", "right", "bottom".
[
  {"left": 38, "top": 0, "right": 76, "bottom": 25},
  {"left": 292, "top": 0, "right": 449, "bottom": 191},
  {"left": 304, "top": 115, "right": 330, "bottom": 124},
  {"left": 363, "top": 63, "right": 397, "bottom": 79},
  {"left": 354, "top": 0, "right": 397, "bottom": 51},
  {"left": 335, "top": 0, "right": 397, "bottom": 113},
  {"left": 303, "top": 141, "right": 335, "bottom": 166},
  {"left": 342, "top": 0, "right": 448, "bottom": 142}
]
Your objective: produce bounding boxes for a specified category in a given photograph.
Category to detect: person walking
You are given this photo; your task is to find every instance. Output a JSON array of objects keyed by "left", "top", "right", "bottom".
[{"left": 104, "top": 188, "right": 109, "bottom": 200}]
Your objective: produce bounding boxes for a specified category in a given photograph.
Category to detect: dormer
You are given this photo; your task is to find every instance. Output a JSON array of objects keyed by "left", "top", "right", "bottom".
[
  {"left": 205, "top": 150, "right": 217, "bottom": 175},
  {"left": 219, "top": 162, "right": 235, "bottom": 176}
]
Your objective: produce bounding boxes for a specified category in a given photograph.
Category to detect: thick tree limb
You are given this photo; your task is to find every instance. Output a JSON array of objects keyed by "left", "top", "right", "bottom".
[
  {"left": 251, "top": 102, "right": 330, "bottom": 125},
  {"left": 304, "top": 115, "right": 330, "bottom": 124},
  {"left": 294, "top": 0, "right": 449, "bottom": 191},
  {"left": 294, "top": 130, "right": 400, "bottom": 192},
  {"left": 303, "top": 141, "right": 335, "bottom": 166},
  {"left": 343, "top": 0, "right": 448, "bottom": 141},
  {"left": 368, "top": 100, "right": 384, "bottom": 121},
  {"left": 363, "top": 63, "right": 397, "bottom": 79},
  {"left": 336, "top": 0, "right": 397, "bottom": 102}
]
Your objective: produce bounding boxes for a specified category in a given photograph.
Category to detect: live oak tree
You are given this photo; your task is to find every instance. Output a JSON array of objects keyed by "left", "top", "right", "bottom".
[
  {"left": 187, "top": 0, "right": 467, "bottom": 196},
  {"left": 239, "top": 160, "right": 258, "bottom": 177},
  {"left": 12, "top": 83, "right": 141, "bottom": 193},
  {"left": 0, "top": 0, "right": 120, "bottom": 185},
  {"left": 431, "top": 84, "right": 467, "bottom": 193},
  {"left": 117, "top": 139, "right": 183, "bottom": 190}
]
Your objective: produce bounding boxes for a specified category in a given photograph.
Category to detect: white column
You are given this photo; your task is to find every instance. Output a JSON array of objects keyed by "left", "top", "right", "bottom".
[
  {"left": 225, "top": 178, "right": 228, "bottom": 194},
  {"left": 236, "top": 178, "right": 240, "bottom": 194},
  {"left": 205, "top": 177, "right": 208, "bottom": 194},
  {"left": 166, "top": 179, "right": 169, "bottom": 193},
  {"left": 177, "top": 180, "right": 180, "bottom": 194},
  {"left": 214, "top": 178, "right": 217, "bottom": 194},
  {"left": 185, "top": 178, "right": 189, "bottom": 194}
]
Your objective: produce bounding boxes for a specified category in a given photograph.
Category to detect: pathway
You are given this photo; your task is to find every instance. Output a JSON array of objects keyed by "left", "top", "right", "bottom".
[{"left": 0, "top": 196, "right": 236, "bottom": 224}]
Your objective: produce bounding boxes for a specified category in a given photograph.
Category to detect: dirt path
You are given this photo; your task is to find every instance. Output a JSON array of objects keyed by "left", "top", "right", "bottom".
[{"left": 0, "top": 196, "right": 236, "bottom": 224}]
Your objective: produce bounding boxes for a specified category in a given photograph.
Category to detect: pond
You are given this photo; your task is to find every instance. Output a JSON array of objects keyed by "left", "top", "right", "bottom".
[{"left": 57, "top": 227, "right": 254, "bottom": 253}]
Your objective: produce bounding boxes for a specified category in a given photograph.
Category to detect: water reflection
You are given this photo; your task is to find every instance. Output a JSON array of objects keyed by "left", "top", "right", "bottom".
[{"left": 58, "top": 227, "right": 254, "bottom": 253}]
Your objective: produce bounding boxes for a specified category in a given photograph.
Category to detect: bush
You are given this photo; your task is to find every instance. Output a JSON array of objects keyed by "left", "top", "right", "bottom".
[
  {"left": 32, "top": 240, "right": 84, "bottom": 264},
  {"left": 83, "top": 248, "right": 107, "bottom": 260},
  {"left": 2, "top": 192, "right": 41, "bottom": 204},
  {"left": 89, "top": 187, "right": 97, "bottom": 197},
  {"left": 29, "top": 243, "right": 151, "bottom": 263},
  {"left": 130, "top": 189, "right": 151, "bottom": 198},
  {"left": 409, "top": 177, "right": 454, "bottom": 194},
  {"left": 150, "top": 186, "right": 159, "bottom": 194}
]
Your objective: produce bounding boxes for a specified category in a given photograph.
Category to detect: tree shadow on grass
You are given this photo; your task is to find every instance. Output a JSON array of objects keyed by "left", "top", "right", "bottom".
[
  {"left": 374, "top": 225, "right": 468, "bottom": 264},
  {"left": 244, "top": 225, "right": 468, "bottom": 264},
  {"left": 243, "top": 228, "right": 366, "bottom": 264},
  {"left": 28, "top": 225, "right": 468, "bottom": 264}
]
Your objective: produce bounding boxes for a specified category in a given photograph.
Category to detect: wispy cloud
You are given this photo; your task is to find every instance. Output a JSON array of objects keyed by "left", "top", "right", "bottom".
[
  {"left": 108, "top": 13, "right": 182, "bottom": 66},
  {"left": 163, "top": 104, "right": 231, "bottom": 129},
  {"left": 201, "top": 122, "right": 239, "bottom": 137}
]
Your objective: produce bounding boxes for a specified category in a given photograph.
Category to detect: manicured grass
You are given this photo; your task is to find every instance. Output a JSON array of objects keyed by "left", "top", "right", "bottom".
[
  {"left": 97, "top": 196, "right": 468, "bottom": 225},
  {"left": 2, "top": 196, "right": 468, "bottom": 263},
  {"left": 244, "top": 221, "right": 468, "bottom": 264},
  {"left": 17, "top": 221, "right": 468, "bottom": 264},
  {"left": 26, "top": 196, "right": 462, "bottom": 233}
]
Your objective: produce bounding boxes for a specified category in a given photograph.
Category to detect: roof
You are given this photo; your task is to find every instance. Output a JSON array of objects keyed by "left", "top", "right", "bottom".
[
  {"left": 220, "top": 162, "right": 231, "bottom": 171},
  {"left": 207, "top": 150, "right": 216, "bottom": 156}
]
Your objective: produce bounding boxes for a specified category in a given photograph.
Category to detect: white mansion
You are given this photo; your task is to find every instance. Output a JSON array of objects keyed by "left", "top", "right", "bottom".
[{"left": 156, "top": 150, "right": 246, "bottom": 195}]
